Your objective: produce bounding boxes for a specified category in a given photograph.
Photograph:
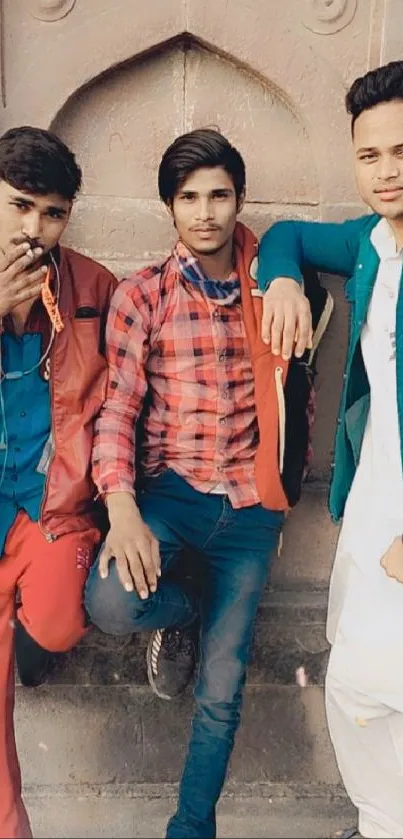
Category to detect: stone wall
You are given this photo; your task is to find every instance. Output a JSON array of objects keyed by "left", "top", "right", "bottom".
[{"left": 2, "top": 0, "right": 403, "bottom": 580}]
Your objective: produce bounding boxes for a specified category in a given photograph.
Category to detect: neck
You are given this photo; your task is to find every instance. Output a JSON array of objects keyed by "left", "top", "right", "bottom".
[
  {"left": 386, "top": 217, "right": 403, "bottom": 251},
  {"left": 189, "top": 236, "right": 235, "bottom": 280}
]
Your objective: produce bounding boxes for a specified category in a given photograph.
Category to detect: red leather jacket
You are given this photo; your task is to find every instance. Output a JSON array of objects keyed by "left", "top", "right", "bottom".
[{"left": 38, "top": 246, "right": 117, "bottom": 541}]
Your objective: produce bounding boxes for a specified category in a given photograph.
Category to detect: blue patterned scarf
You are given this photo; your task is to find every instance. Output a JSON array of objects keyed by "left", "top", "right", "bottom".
[{"left": 174, "top": 240, "right": 241, "bottom": 305}]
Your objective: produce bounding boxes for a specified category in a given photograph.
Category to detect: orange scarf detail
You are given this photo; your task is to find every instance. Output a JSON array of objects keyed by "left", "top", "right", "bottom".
[{"left": 41, "top": 266, "right": 64, "bottom": 333}]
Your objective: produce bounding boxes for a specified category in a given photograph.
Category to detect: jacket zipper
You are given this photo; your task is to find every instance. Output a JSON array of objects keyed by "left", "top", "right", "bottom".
[
  {"left": 39, "top": 353, "right": 57, "bottom": 542},
  {"left": 275, "top": 366, "right": 286, "bottom": 474}
]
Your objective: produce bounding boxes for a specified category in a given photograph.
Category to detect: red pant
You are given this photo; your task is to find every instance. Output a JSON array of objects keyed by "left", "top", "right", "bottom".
[{"left": 0, "top": 512, "right": 99, "bottom": 839}]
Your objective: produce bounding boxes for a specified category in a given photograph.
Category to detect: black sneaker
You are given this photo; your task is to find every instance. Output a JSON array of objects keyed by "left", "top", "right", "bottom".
[
  {"left": 15, "top": 619, "right": 57, "bottom": 687},
  {"left": 146, "top": 626, "right": 198, "bottom": 701}
]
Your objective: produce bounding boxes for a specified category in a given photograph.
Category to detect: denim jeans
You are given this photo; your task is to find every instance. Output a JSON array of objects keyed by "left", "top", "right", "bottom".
[{"left": 85, "top": 470, "right": 283, "bottom": 838}]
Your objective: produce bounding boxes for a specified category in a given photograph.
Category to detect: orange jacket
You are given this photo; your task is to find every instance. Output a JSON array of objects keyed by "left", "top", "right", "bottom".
[
  {"left": 38, "top": 247, "right": 117, "bottom": 540},
  {"left": 234, "top": 223, "right": 290, "bottom": 511}
]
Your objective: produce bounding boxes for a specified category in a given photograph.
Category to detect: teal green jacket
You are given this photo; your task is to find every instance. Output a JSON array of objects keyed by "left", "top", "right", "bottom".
[{"left": 257, "top": 213, "right": 400, "bottom": 522}]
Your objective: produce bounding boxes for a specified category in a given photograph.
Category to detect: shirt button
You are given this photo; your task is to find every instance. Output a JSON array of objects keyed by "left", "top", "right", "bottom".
[
  {"left": 20, "top": 411, "right": 26, "bottom": 418},
  {"left": 219, "top": 417, "right": 227, "bottom": 425},
  {"left": 218, "top": 353, "right": 226, "bottom": 362},
  {"left": 213, "top": 310, "right": 220, "bottom": 319},
  {"left": 358, "top": 264, "right": 363, "bottom": 269}
]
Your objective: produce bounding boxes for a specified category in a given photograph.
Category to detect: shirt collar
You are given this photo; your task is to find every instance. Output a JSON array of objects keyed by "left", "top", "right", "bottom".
[{"left": 371, "top": 217, "right": 403, "bottom": 260}]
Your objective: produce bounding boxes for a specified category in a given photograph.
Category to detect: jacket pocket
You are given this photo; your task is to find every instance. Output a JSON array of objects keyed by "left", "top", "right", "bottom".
[{"left": 59, "top": 316, "right": 107, "bottom": 411}]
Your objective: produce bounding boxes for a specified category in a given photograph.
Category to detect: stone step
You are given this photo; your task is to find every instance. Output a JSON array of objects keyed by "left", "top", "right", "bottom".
[
  {"left": 25, "top": 793, "right": 356, "bottom": 839},
  {"left": 16, "top": 587, "right": 338, "bottom": 799},
  {"left": 33, "top": 589, "right": 329, "bottom": 689},
  {"left": 16, "top": 681, "right": 340, "bottom": 789}
]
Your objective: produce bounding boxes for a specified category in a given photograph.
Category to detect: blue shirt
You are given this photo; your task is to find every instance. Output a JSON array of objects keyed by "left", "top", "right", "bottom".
[{"left": 0, "top": 332, "right": 51, "bottom": 555}]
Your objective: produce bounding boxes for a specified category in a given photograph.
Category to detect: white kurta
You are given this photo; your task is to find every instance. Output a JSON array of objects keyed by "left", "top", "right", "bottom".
[{"left": 325, "top": 218, "right": 403, "bottom": 839}]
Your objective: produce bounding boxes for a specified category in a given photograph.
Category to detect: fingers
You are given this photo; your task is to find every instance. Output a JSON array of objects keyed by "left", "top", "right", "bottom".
[
  {"left": 125, "top": 548, "right": 149, "bottom": 598},
  {"left": 262, "top": 288, "right": 313, "bottom": 360},
  {"left": 151, "top": 536, "right": 161, "bottom": 578},
  {"left": 113, "top": 552, "right": 141, "bottom": 594},
  {"left": 10, "top": 249, "right": 44, "bottom": 279},
  {"left": 14, "top": 264, "right": 48, "bottom": 295},
  {"left": 262, "top": 295, "right": 274, "bottom": 346},
  {"left": 99, "top": 544, "right": 113, "bottom": 579},
  {"left": 136, "top": 531, "right": 159, "bottom": 594},
  {"left": 280, "top": 310, "right": 297, "bottom": 360},
  {"left": 270, "top": 311, "right": 285, "bottom": 357},
  {"left": 294, "top": 303, "right": 313, "bottom": 358},
  {"left": 99, "top": 540, "right": 148, "bottom": 598},
  {"left": 0, "top": 241, "right": 30, "bottom": 270},
  {"left": 1, "top": 243, "right": 42, "bottom": 273}
]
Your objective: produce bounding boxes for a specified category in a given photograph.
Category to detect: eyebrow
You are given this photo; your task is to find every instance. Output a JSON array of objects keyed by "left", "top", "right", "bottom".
[
  {"left": 178, "top": 188, "right": 234, "bottom": 196},
  {"left": 356, "top": 147, "right": 378, "bottom": 154},
  {"left": 357, "top": 143, "right": 403, "bottom": 154}
]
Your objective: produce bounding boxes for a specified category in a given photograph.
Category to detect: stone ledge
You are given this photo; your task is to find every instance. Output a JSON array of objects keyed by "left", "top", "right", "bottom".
[
  {"left": 24, "top": 791, "right": 355, "bottom": 839},
  {"left": 16, "top": 684, "right": 340, "bottom": 788}
]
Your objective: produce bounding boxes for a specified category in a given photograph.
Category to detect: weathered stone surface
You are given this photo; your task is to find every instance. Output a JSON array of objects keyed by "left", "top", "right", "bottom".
[
  {"left": 26, "top": 794, "right": 356, "bottom": 839},
  {"left": 16, "top": 683, "right": 340, "bottom": 788},
  {"left": 271, "top": 487, "right": 339, "bottom": 589}
]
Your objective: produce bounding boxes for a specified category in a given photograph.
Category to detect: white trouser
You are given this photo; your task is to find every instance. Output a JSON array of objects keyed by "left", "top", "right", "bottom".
[{"left": 325, "top": 535, "right": 403, "bottom": 839}]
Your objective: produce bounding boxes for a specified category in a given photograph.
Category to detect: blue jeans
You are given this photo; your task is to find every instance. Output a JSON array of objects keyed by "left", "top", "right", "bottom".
[{"left": 85, "top": 470, "right": 283, "bottom": 838}]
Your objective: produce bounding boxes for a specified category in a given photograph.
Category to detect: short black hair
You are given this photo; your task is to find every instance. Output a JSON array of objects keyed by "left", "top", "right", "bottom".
[
  {"left": 0, "top": 125, "right": 82, "bottom": 200},
  {"left": 346, "top": 60, "right": 403, "bottom": 132},
  {"left": 158, "top": 128, "right": 245, "bottom": 204}
]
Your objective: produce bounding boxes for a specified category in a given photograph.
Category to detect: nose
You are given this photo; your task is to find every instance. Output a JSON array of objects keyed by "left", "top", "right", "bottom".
[
  {"left": 196, "top": 198, "right": 213, "bottom": 222},
  {"left": 21, "top": 211, "right": 42, "bottom": 243},
  {"left": 376, "top": 154, "right": 399, "bottom": 182}
]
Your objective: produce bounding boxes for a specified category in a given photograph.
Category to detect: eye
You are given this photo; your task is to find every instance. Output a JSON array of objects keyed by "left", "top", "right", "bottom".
[
  {"left": 360, "top": 153, "right": 377, "bottom": 162},
  {"left": 47, "top": 208, "right": 65, "bottom": 219},
  {"left": 11, "top": 201, "right": 28, "bottom": 212}
]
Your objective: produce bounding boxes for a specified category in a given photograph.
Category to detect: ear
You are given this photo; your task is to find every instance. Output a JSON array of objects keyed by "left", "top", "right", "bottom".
[
  {"left": 164, "top": 199, "right": 177, "bottom": 229},
  {"left": 237, "top": 189, "right": 246, "bottom": 214}
]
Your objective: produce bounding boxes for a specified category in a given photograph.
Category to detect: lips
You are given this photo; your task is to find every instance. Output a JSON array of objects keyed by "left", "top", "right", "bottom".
[
  {"left": 374, "top": 187, "right": 403, "bottom": 199},
  {"left": 191, "top": 228, "right": 219, "bottom": 233}
]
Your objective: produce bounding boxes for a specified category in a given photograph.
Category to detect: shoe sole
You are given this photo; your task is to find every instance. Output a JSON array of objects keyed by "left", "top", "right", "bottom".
[{"left": 146, "top": 634, "right": 172, "bottom": 701}]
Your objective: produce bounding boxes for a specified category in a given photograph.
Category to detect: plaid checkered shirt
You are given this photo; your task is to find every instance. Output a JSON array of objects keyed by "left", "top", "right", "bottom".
[{"left": 92, "top": 239, "right": 260, "bottom": 508}]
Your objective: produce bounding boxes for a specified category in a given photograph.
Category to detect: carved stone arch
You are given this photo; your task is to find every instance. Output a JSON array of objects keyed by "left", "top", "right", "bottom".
[
  {"left": 48, "top": 35, "right": 319, "bottom": 275},
  {"left": 5, "top": 1, "right": 354, "bottom": 210}
]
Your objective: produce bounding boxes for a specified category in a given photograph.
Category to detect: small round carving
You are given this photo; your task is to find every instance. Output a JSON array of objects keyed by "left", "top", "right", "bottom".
[
  {"left": 26, "top": 0, "right": 77, "bottom": 22},
  {"left": 303, "top": 0, "right": 357, "bottom": 34}
]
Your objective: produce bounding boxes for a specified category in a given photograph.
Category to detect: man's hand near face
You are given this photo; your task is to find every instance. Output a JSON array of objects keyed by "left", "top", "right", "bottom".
[
  {"left": 261, "top": 277, "right": 313, "bottom": 360},
  {"left": 0, "top": 241, "right": 47, "bottom": 319}
]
